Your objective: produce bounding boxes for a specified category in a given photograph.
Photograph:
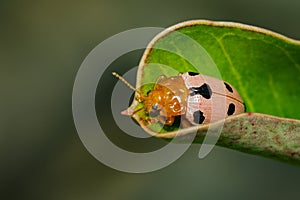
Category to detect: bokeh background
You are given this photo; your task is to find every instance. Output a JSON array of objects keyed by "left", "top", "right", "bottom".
[{"left": 1, "top": 0, "right": 300, "bottom": 199}]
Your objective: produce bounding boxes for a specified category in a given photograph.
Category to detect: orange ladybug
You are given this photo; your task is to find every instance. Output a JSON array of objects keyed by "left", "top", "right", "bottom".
[{"left": 113, "top": 72, "right": 245, "bottom": 126}]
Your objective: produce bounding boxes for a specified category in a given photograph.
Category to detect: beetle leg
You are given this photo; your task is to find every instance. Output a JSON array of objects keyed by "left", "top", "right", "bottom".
[{"left": 159, "top": 116, "right": 174, "bottom": 126}]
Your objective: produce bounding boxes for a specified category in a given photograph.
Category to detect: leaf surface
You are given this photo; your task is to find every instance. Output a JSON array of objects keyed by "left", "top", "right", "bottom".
[{"left": 127, "top": 20, "right": 300, "bottom": 164}]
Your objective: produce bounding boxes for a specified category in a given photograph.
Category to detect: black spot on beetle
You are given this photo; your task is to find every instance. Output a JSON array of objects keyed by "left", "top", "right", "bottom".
[
  {"left": 193, "top": 110, "right": 205, "bottom": 124},
  {"left": 189, "top": 83, "right": 212, "bottom": 99},
  {"left": 188, "top": 72, "right": 200, "bottom": 76},
  {"left": 224, "top": 82, "right": 233, "bottom": 93},
  {"left": 227, "top": 103, "right": 235, "bottom": 115}
]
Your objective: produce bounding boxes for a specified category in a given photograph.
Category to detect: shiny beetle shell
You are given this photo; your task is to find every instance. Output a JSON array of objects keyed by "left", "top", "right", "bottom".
[
  {"left": 143, "top": 72, "right": 245, "bottom": 126},
  {"left": 182, "top": 72, "right": 244, "bottom": 124}
]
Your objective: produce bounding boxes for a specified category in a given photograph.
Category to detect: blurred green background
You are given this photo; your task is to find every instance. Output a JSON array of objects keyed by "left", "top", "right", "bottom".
[{"left": 1, "top": 0, "right": 300, "bottom": 199}]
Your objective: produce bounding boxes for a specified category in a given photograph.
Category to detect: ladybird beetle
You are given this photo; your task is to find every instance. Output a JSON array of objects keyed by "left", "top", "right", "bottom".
[{"left": 113, "top": 72, "right": 245, "bottom": 127}]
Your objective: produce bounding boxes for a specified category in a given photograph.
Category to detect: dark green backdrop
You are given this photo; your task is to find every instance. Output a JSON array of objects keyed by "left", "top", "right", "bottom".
[{"left": 1, "top": 0, "right": 300, "bottom": 199}]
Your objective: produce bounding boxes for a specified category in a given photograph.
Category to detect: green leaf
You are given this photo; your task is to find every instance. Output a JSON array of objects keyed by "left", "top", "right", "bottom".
[
  {"left": 140, "top": 21, "right": 300, "bottom": 119},
  {"left": 126, "top": 20, "right": 300, "bottom": 165}
]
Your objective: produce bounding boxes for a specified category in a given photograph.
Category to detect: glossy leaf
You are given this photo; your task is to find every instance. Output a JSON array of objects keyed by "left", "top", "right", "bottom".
[{"left": 126, "top": 20, "right": 300, "bottom": 165}]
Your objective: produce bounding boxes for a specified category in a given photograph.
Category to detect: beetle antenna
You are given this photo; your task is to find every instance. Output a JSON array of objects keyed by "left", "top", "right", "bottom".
[{"left": 112, "top": 72, "right": 141, "bottom": 96}]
